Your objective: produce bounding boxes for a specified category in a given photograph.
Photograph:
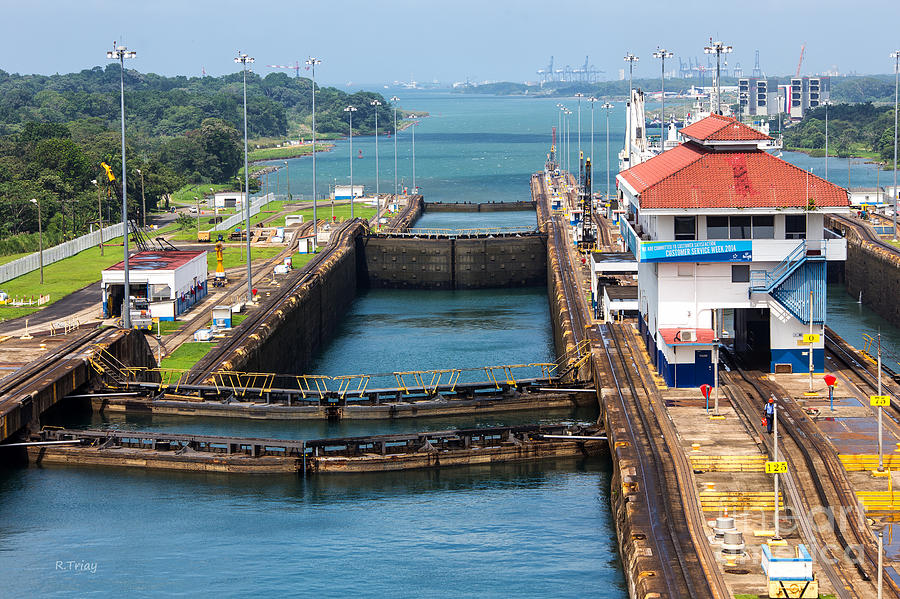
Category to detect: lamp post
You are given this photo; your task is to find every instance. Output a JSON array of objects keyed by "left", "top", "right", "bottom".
[
  {"left": 589, "top": 97, "right": 597, "bottom": 185},
  {"left": 30, "top": 198, "right": 42, "bottom": 284},
  {"left": 704, "top": 39, "right": 732, "bottom": 115},
  {"left": 624, "top": 53, "right": 639, "bottom": 166},
  {"left": 371, "top": 99, "right": 382, "bottom": 208},
  {"left": 390, "top": 96, "right": 400, "bottom": 202},
  {"left": 344, "top": 105, "right": 357, "bottom": 218},
  {"left": 410, "top": 118, "right": 417, "bottom": 194},
  {"left": 565, "top": 110, "right": 572, "bottom": 177},
  {"left": 653, "top": 48, "right": 674, "bottom": 148},
  {"left": 891, "top": 50, "right": 899, "bottom": 241},
  {"left": 107, "top": 42, "right": 136, "bottom": 328},
  {"left": 235, "top": 51, "right": 255, "bottom": 303},
  {"left": 135, "top": 168, "right": 146, "bottom": 227},
  {"left": 306, "top": 57, "right": 322, "bottom": 238},
  {"left": 194, "top": 196, "right": 200, "bottom": 233},
  {"left": 603, "top": 102, "right": 613, "bottom": 205},
  {"left": 824, "top": 100, "right": 830, "bottom": 181},
  {"left": 575, "top": 92, "right": 584, "bottom": 171},
  {"left": 556, "top": 104, "right": 564, "bottom": 171},
  {"left": 284, "top": 161, "right": 290, "bottom": 201}
]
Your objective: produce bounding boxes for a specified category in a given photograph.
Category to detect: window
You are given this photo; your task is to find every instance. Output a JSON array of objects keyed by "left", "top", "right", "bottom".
[
  {"left": 707, "top": 216, "right": 729, "bottom": 239},
  {"left": 674, "top": 216, "right": 696, "bottom": 240},
  {"left": 732, "top": 265, "right": 750, "bottom": 283},
  {"left": 785, "top": 215, "right": 807, "bottom": 239},
  {"left": 730, "top": 216, "right": 752, "bottom": 239},
  {"left": 752, "top": 215, "right": 775, "bottom": 239}
]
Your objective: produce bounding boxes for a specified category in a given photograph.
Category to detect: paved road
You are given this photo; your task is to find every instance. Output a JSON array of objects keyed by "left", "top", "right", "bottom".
[{"left": 0, "top": 282, "right": 101, "bottom": 335}]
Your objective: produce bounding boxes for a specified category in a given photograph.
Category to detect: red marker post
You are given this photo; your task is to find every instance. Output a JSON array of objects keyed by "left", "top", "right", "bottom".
[
  {"left": 824, "top": 374, "right": 837, "bottom": 412},
  {"left": 700, "top": 384, "right": 712, "bottom": 415}
]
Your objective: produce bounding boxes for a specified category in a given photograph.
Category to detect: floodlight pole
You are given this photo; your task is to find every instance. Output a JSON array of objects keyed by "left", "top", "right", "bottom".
[
  {"left": 235, "top": 51, "right": 255, "bottom": 303},
  {"left": 107, "top": 43, "right": 136, "bottom": 328}
]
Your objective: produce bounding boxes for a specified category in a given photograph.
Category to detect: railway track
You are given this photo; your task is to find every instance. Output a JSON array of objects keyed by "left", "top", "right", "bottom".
[
  {"left": 723, "top": 351, "right": 894, "bottom": 598},
  {"left": 599, "top": 323, "right": 729, "bottom": 599}
]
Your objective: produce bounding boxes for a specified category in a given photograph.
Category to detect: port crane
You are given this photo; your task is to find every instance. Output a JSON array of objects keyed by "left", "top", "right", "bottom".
[
  {"left": 795, "top": 43, "right": 806, "bottom": 77},
  {"left": 267, "top": 60, "right": 302, "bottom": 78}
]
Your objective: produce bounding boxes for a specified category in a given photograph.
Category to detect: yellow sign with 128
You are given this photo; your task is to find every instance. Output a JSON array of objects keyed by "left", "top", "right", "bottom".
[{"left": 765, "top": 461, "right": 788, "bottom": 474}]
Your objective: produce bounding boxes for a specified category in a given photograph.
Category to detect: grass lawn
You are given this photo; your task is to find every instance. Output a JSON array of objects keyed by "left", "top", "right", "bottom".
[
  {"left": 155, "top": 320, "right": 184, "bottom": 336},
  {"left": 290, "top": 253, "right": 315, "bottom": 270},
  {"left": 0, "top": 305, "right": 40, "bottom": 322},
  {"left": 270, "top": 203, "right": 376, "bottom": 227},
  {"left": 170, "top": 184, "right": 234, "bottom": 207},
  {"left": 0, "top": 238, "right": 125, "bottom": 308},
  {"left": 232, "top": 313, "right": 248, "bottom": 327},
  {"left": 160, "top": 342, "right": 214, "bottom": 370},
  {"left": 210, "top": 245, "right": 283, "bottom": 271},
  {"left": 248, "top": 142, "right": 333, "bottom": 162}
]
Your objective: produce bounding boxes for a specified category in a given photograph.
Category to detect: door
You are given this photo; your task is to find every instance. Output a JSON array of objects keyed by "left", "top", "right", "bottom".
[{"left": 695, "top": 350, "right": 713, "bottom": 388}]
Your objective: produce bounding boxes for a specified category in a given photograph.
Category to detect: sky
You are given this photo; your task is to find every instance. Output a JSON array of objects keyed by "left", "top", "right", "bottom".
[{"left": 1, "top": 0, "right": 899, "bottom": 86}]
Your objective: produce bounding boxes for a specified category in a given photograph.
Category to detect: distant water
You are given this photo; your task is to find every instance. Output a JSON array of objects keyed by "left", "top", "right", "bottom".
[
  {"left": 827, "top": 284, "right": 900, "bottom": 363},
  {"left": 414, "top": 209, "right": 537, "bottom": 229}
]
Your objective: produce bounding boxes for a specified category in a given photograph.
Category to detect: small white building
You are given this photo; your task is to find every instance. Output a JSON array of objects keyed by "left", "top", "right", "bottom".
[
  {"left": 101, "top": 251, "right": 208, "bottom": 321},
  {"left": 212, "top": 191, "right": 248, "bottom": 209},
  {"left": 617, "top": 114, "right": 850, "bottom": 387},
  {"left": 848, "top": 187, "right": 886, "bottom": 207},
  {"left": 332, "top": 185, "right": 364, "bottom": 201}
]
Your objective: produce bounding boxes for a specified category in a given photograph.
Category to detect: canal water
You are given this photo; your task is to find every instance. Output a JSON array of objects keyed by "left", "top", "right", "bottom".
[{"left": 0, "top": 90, "right": 628, "bottom": 596}]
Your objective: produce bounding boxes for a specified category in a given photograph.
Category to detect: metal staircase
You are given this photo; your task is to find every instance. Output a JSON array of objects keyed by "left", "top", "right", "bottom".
[{"left": 749, "top": 240, "right": 826, "bottom": 325}]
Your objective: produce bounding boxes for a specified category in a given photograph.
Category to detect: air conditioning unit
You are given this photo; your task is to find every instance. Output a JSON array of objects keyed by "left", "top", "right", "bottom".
[{"left": 678, "top": 329, "right": 695, "bottom": 342}]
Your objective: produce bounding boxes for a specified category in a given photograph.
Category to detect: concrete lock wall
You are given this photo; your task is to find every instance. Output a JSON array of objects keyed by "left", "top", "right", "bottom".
[
  {"left": 362, "top": 235, "right": 547, "bottom": 290},
  {"left": 843, "top": 234, "right": 900, "bottom": 328}
]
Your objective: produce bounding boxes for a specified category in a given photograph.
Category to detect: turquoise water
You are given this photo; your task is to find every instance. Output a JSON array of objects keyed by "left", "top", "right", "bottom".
[
  {"left": 414, "top": 209, "right": 537, "bottom": 230},
  {"left": 827, "top": 284, "right": 900, "bottom": 364},
  {"left": 0, "top": 91, "right": 627, "bottom": 597}
]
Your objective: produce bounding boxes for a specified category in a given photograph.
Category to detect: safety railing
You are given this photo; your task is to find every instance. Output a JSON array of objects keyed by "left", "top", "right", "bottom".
[
  {"left": 749, "top": 239, "right": 807, "bottom": 292},
  {"left": 88, "top": 347, "right": 584, "bottom": 399},
  {"left": 377, "top": 226, "right": 539, "bottom": 238}
]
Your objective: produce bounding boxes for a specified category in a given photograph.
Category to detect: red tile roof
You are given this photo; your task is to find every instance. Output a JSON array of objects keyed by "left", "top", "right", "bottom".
[
  {"left": 105, "top": 250, "right": 206, "bottom": 271},
  {"left": 658, "top": 328, "right": 717, "bottom": 346},
  {"left": 619, "top": 144, "right": 849, "bottom": 210},
  {"left": 679, "top": 114, "right": 771, "bottom": 142}
]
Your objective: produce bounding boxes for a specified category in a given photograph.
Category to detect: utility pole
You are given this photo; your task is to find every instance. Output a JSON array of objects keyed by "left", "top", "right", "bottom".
[
  {"left": 235, "top": 51, "right": 255, "bottom": 303},
  {"left": 772, "top": 397, "right": 782, "bottom": 541},
  {"left": 135, "top": 168, "right": 146, "bottom": 227},
  {"left": 704, "top": 39, "right": 733, "bottom": 115},
  {"left": 306, "top": 57, "right": 322, "bottom": 238},
  {"left": 107, "top": 42, "right": 136, "bottom": 328},
  {"left": 891, "top": 50, "right": 899, "bottom": 241},
  {"left": 371, "top": 99, "right": 382, "bottom": 212},
  {"left": 603, "top": 102, "right": 613, "bottom": 206},
  {"left": 653, "top": 48, "right": 674, "bottom": 149},
  {"left": 30, "top": 198, "right": 42, "bottom": 284},
  {"left": 344, "top": 105, "right": 357, "bottom": 218},
  {"left": 391, "top": 96, "right": 399, "bottom": 202}
]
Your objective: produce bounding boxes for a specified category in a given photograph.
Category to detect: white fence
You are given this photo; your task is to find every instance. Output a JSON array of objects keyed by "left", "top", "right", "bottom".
[
  {"left": 0, "top": 222, "right": 125, "bottom": 285},
  {"left": 214, "top": 194, "right": 276, "bottom": 231}
]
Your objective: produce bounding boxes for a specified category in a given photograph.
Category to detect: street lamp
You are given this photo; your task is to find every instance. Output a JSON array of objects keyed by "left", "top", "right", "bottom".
[
  {"left": 107, "top": 42, "right": 136, "bottom": 327},
  {"left": 194, "top": 196, "right": 200, "bottom": 233},
  {"left": 135, "top": 168, "right": 146, "bottom": 227},
  {"left": 391, "top": 96, "right": 400, "bottom": 201},
  {"left": 371, "top": 99, "right": 382, "bottom": 206},
  {"left": 588, "top": 97, "right": 598, "bottom": 185},
  {"left": 574, "top": 92, "right": 584, "bottom": 174},
  {"left": 284, "top": 160, "right": 290, "bottom": 201},
  {"left": 30, "top": 198, "right": 42, "bottom": 284},
  {"left": 624, "top": 53, "right": 639, "bottom": 167},
  {"left": 891, "top": 50, "right": 899, "bottom": 241},
  {"left": 344, "top": 105, "right": 357, "bottom": 218},
  {"left": 704, "top": 39, "right": 732, "bottom": 115},
  {"left": 823, "top": 100, "right": 830, "bottom": 181},
  {"left": 565, "top": 110, "right": 572, "bottom": 176},
  {"left": 235, "top": 51, "right": 255, "bottom": 303},
  {"left": 602, "top": 102, "right": 613, "bottom": 206},
  {"left": 306, "top": 57, "right": 322, "bottom": 238},
  {"left": 653, "top": 48, "right": 674, "bottom": 148},
  {"left": 410, "top": 117, "right": 417, "bottom": 194},
  {"left": 556, "top": 103, "right": 564, "bottom": 171}
]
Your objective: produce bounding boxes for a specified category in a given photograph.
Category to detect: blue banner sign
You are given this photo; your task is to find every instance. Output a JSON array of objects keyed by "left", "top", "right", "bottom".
[{"left": 639, "top": 239, "right": 752, "bottom": 263}]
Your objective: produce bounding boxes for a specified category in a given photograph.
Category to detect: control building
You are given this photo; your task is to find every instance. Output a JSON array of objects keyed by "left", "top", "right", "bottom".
[
  {"left": 617, "top": 114, "right": 850, "bottom": 387},
  {"left": 101, "top": 251, "right": 208, "bottom": 321}
]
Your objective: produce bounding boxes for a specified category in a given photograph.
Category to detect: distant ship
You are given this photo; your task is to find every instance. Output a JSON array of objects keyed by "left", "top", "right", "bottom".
[{"left": 357, "top": 150, "right": 363, "bottom": 159}]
